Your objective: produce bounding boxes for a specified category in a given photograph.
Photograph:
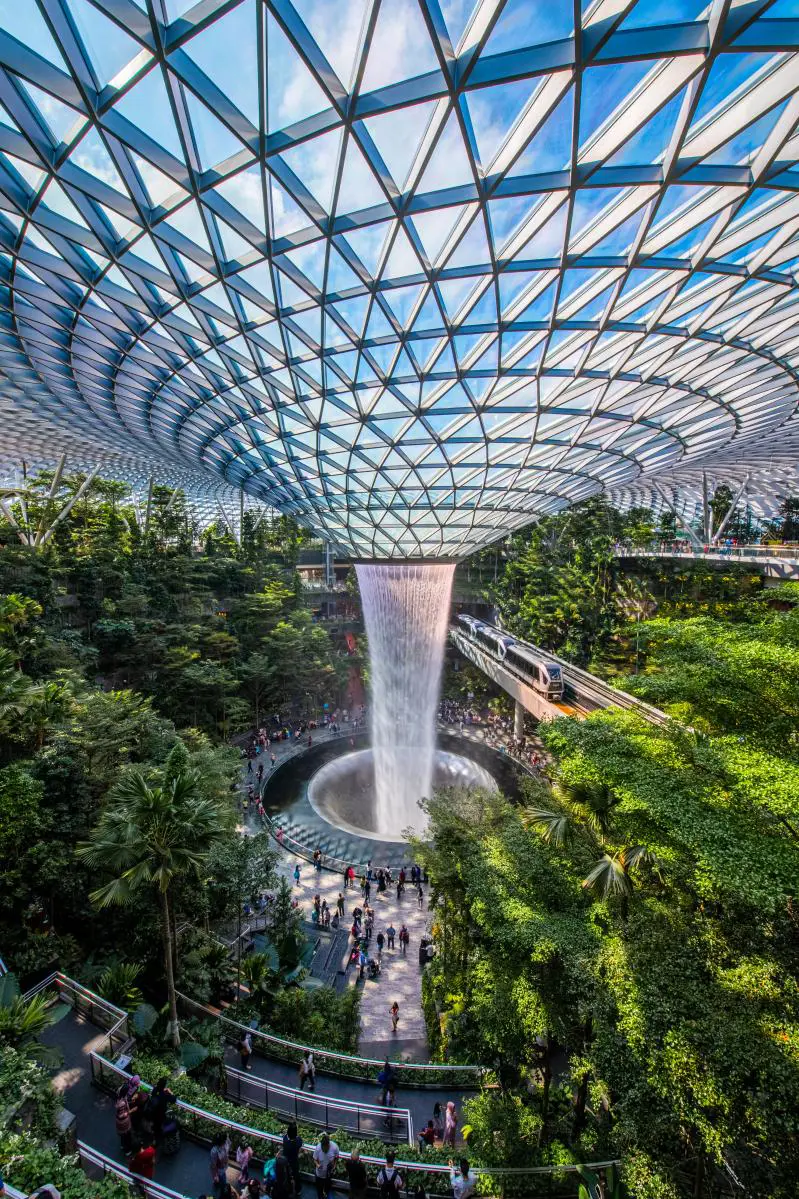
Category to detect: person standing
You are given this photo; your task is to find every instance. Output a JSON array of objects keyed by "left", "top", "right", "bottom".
[
  {"left": 236, "top": 1142, "right": 253, "bottom": 1183},
  {"left": 449, "top": 1158, "right": 477, "bottom": 1198},
  {"left": 390, "top": 1001, "right": 399, "bottom": 1032},
  {"left": 337, "top": 892, "right": 345, "bottom": 918},
  {"left": 417, "top": 883, "right": 424, "bottom": 909},
  {"left": 293, "top": 862, "right": 301, "bottom": 886},
  {"left": 239, "top": 1030, "right": 253, "bottom": 1071},
  {"left": 130, "top": 1139, "right": 156, "bottom": 1181},
  {"left": 114, "top": 1084, "right": 133, "bottom": 1154},
  {"left": 376, "top": 930, "right": 385, "bottom": 957},
  {"left": 345, "top": 1148, "right": 368, "bottom": 1199},
  {"left": 209, "top": 1132, "right": 229, "bottom": 1198},
  {"left": 387, "top": 923, "right": 396, "bottom": 950},
  {"left": 312, "top": 1133, "right": 339, "bottom": 1199},
  {"left": 443, "top": 1101, "right": 458, "bottom": 1147},
  {"left": 376, "top": 1151, "right": 403, "bottom": 1198},
  {"left": 282, "top": 1122, "right": 303, "bottom": 1196},
  {"left": 270, "top": 751, "right": 277, "bottom": 768},
  {"left": 399, "top": 924, "right": 409, "bottom": 955}
]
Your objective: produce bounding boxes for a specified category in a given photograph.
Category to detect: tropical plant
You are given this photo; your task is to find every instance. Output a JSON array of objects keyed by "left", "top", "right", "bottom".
[
  {"left": 77, "top": 768, "right": 229, "bottom": 1047},
  {"left": 96, "top": 961, "right": 144, "bottom": 1009},
  {"left": 0, "top": 973, "right": 68, "bottom": 1065}
]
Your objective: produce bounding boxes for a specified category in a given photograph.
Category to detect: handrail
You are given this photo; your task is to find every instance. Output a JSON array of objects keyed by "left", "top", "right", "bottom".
[
  {"left": 77, "top": 1141, "right": 192, "bottom": 1199},
  {"left": 224, "top": 1060, "right": 414, "bottom": 1145},
  {"left": 90, "top": 1049, "right": 619, "bottom": 1183},
  {"left": 25, "top": 971, "right": 131, "bottom": 1058},
  {"left": 177, "top": 991, "right": 482, "bottom": 1080}
]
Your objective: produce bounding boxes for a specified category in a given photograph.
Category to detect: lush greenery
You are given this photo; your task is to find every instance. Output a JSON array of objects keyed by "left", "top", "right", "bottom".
[{"left": 430, "top": 496, "right": 799, "bottom": 1197}]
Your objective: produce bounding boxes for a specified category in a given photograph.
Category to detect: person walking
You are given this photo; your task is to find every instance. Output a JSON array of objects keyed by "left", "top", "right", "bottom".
[
  {"left": 114, "top": 1084, "right": 134, "bottom": 1154},
  {"left": 313, "top": 847, "right": 322, "bottom": 874},
  {"left": 293, "top": 863, "right": 301, "bottom": 886},
  {"left": 270, "top": 751, "right": 276, "bottom": 768},
  {"left": 282, "top": 1122, "right": 303, "bottom": 1196},
  {"left": 345, "top": 1147, "right": 368, "bottom": 1199},
  {"left": 299, "top": 1049, "right": 316, "bottom": 1091},
  {"left": 376, "top": 930, "right": 385, "bottom": 957},
  {"left": 399, "top": 924, "right": 409, "bottom": 955},
  {"left": 312, "top": 1133, "right": 339, "bottom": 1199},
  {"left": 238, "top": 1030, "right": 253, "bottom": 1071},
  {"left": 448, "top": 1158, "right": 476, "bottom": 1198},
  {"left": 443, "top": 1101, "right": 458, "bottom": 1147},
  {"left": 337, "top": 892, "right": 345, "bottom": 918},
  {"left": 209, "top": 1133, "right": 229, "bottom": 1198},
  {"left": 390, "top": 1001, "right": 399, "bottom": 1032},
  {"left": 417, "top": 883, "right": 424, "bottom": 909},
  {"left": 376, "top": 1151, "right": 403, "bottom": 1198},
  {"left": 387, "top": 923, "right": 396, "bottom": 950}
]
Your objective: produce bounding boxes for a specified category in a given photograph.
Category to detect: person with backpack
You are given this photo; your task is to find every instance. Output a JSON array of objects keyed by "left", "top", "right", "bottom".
[
  {"left": 448, "top": 1158, "right": 477, "bottom": 1198},
  {"left": 376, "top": 1151, "right": 403, "bottom": 1199}
]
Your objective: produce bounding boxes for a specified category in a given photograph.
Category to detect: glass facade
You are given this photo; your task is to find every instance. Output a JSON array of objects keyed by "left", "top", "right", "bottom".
[{"left": 0, "top": 0, "right": 798, "bottom": 555}]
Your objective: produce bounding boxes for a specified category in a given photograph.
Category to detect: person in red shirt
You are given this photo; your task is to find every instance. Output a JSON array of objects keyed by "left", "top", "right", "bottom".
[{"left": 130, "top": 1139, "right": 156, "bottom": 1180}]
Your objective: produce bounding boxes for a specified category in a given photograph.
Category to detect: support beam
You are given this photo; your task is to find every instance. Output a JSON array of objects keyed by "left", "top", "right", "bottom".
[
  {"left": 514, "top": 699, "right": 525, "bottom": 740},
  {"left": 712, "top": 474, "right": 749, "bottom": 544},
  {"left": 653, "top": 485, "right": 703, "bottom": 549},
  {"left": 38, "top": 468, "right": 100, "bottom": 547}
]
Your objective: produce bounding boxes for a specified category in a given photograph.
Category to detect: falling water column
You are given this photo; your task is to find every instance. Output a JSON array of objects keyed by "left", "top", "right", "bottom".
[{"left": 355, "top": 561, "right": 456, "bottom": 837}]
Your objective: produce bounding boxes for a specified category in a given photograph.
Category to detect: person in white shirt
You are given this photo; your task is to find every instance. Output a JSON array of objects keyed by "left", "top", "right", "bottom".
[
  {"left": 449, "top": 1158, "right": 477, "bottom": 1199},
  {"left": 312, "top": 1133, "right": 339, "bottom": 1198}
]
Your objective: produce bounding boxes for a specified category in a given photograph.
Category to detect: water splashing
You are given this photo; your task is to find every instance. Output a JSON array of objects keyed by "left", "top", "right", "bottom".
[{"left": 355, "top": 561, "right": 456, "bottom": 836}]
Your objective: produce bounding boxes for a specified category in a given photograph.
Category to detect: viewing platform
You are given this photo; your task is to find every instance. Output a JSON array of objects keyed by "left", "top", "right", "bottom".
[{"left": 615, "top": 544, "right": 799, "bottom": 580}]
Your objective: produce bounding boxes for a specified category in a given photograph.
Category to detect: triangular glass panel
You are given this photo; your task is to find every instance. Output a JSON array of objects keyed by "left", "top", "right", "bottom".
[
  {"left": 280, "top": 128, "right": 342, "bottom": 212},
  {"left": 284, "top": 241, "right": 326, "bottom": 292},
  {"left": 383, "top": 225, "right": 421, "bottom": 278},
  {"left": 336, "top": 134, "right": 385, "bottom": 215},
  {"left": 687, "top": 52, "right": 774, "bottom": 132},
  {"left": 445, "top": 214, "right": 492, "bottom": 269},
  {"left": 215, "top": 214, "right": 254, "bottom": 262},
  {"left": 116, "top": 69, "right": 186, "bottom": 162},
  {"left": 268, "top": 177, "right": 311, "bottom": 238},
  {"left": 481, "top": 0, "right": 573, "bottom": 54},
  {"left": 68, "top": 0, "right": 148, "bottom": 88},
  {"left": 384, "top": 282, "right": 423, "bottom": 326},
  {"left": 3, "top": 0, "right": 68, "bottom": 69},
  {"left": 704, "top": 101, "right": 790, "bottom": 166},
  {"left": 23, "top": 83, "right": 86, "bottom": 146},
  {"left": 607, "top": 88, "right": 687, "bottom": 167},
  {"left": 166, "top": 198, "right": 214, "bottom": 256},
  {"left": 215, "top": 165, "right": 267, "bottom": 233},
  {"left": 578, "top": 62, "right": 653, "bottom": 152},
  {"left": 134, "top": 153, "right": 187, "bottom": 210},
  {"left": 411, "top": 207, "right": 461, "bottom": 264},
  {"left": 185, "top": 0, "right": 259, "bottom": 125},
  {"left": 184, "top": 87, "right": 245, "bottom": 169},
  {"left": 326, "top": 245, "right": 364, "bottom": 295},
  {"left": 292, "top": 0, "right": 370, "bottom": 90},
  {"left": 513, "top": 203, "right": 567, "bottom": 261},
  {"left": 361, "top": 101, "right": 436, "bottom": 190},
  {"left": 509, "top": 88, "right": 574, "bottom": 177},
  {"left": 464, "top": 78, "right": 535, "bottom": 168},
  {"left": 266, "top": 9, "right": 329, "bottom": 132},
  {"left": 416, "top": 112, "right": 474, "bottom": 193},
  {"left": 360, "top": 0, "right": 440, "bottom": 94},
  {"left": 344, "top": 222, "right": 389, "bottom": 276},
  {"left": 233, "top": 260, "right": 275, "bottom": 307}
]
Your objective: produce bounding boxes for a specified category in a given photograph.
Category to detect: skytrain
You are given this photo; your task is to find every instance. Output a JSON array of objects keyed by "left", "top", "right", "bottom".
[{"left": 455, "top": 616, "right": 565, "bottom": 700}]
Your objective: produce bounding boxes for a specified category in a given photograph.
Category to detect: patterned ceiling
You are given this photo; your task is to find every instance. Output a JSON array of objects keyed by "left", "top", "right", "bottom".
[{"left": 1, "top": 0, "right": 799, "bottom": 557}]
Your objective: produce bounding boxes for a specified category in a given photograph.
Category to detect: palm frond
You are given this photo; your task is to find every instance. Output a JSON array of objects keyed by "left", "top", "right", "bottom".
[
  {"left": 582, "top": 854, "right": 633, "bottom": 899},
  {"left": 523, "top": 807, "right": 574, "bottom": 847}
]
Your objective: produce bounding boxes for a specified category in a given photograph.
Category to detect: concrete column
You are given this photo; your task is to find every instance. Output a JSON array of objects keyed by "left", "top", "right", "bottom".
[{"left": 514, "top": 699, "right": 525, "bottom": 740}]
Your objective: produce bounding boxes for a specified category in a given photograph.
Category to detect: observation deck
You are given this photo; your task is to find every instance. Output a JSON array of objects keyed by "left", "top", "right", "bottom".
[{"left": 615, "top": 544, "right": 799, "bottom": 580}]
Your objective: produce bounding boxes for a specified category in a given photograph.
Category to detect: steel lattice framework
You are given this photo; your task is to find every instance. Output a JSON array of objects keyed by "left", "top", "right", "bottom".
[{"left": 1, "top": 0, "right": 799, "bottom": 557}]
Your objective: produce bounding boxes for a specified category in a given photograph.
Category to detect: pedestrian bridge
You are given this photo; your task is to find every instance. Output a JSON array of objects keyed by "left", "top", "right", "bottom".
[
  {"left": 450, "top": 625, "right": 668, "bottom": 730},
  {"left": 616, "top": 545, "right": 799, "bottom": 580}
]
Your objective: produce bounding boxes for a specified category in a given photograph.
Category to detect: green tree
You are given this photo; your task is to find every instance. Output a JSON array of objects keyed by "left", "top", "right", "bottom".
[{"left": 77, "top": 768, "right": 228, "bottom": 1047}]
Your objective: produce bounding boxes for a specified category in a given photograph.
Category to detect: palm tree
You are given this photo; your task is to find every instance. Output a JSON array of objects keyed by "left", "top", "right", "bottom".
[
  {"left": 0, "top": 648, "right": 35, "bottom": 734},
  {"left": 77, "top": 768, "right": 228, "bottom": 1048},
  {"left": 554, "top": 779, "right": 621, "bottom": 838},
  {"left": 581, "top": 845, "right": 659, "bottom": 920}
]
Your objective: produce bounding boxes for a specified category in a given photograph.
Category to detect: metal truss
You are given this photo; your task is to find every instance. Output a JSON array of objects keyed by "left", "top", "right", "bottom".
[{"left": 1, "top": 0, "right": 799, "bottom": 558}]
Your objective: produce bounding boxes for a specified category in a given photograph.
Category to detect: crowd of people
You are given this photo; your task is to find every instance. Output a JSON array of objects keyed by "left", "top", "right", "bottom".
[{"left": 438, "top": 698, "right": 547, "bottom": 774}]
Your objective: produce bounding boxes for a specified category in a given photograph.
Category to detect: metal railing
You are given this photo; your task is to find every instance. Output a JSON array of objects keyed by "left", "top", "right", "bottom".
[
  {"left": 24, "top": 971, "right": 131, "bottom": 1057},
  {"left": 177, "top": 991, "right": 483, "bottom": 1085},
  {"left": 225, "top": 1061, "right": 414, "bottom": 1144},
  {"left": 90, "top": 1049, "right": 619, "bottom": 1193},
  {"left": 78, "top": 1142, "right": 191, "bottom": 1199},
  {"left": 618, "top": 541, "right": 799, "bottom": 561}
]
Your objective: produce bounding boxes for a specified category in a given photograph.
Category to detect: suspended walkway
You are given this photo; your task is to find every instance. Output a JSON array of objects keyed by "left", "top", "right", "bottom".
[
  {"left": 22, "top": 972, "right": 618, "bottom": 1199},
  {"left": 616, "top": 543, "right": 799, "bottom": 579}
]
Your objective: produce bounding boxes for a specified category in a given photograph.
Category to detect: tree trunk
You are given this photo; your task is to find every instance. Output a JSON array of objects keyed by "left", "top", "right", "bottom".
[{"left": 160, "top": 887, "right": 181, "bottom": 1048}]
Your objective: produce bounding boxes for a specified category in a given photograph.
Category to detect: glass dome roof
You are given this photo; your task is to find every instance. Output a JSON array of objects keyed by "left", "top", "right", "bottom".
[{"left": 0, "top": 0, "right": 798, "bottom": 556}]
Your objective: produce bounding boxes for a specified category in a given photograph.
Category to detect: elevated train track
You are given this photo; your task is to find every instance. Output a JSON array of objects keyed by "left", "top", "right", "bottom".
[{"left": 451, "top": 621, "right": 669, "bottom": 728}]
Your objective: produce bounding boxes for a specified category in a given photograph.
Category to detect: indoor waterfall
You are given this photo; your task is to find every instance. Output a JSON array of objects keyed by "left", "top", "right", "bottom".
[{"left": 355, "top": 561, "right": 456, "bottom": 836}]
